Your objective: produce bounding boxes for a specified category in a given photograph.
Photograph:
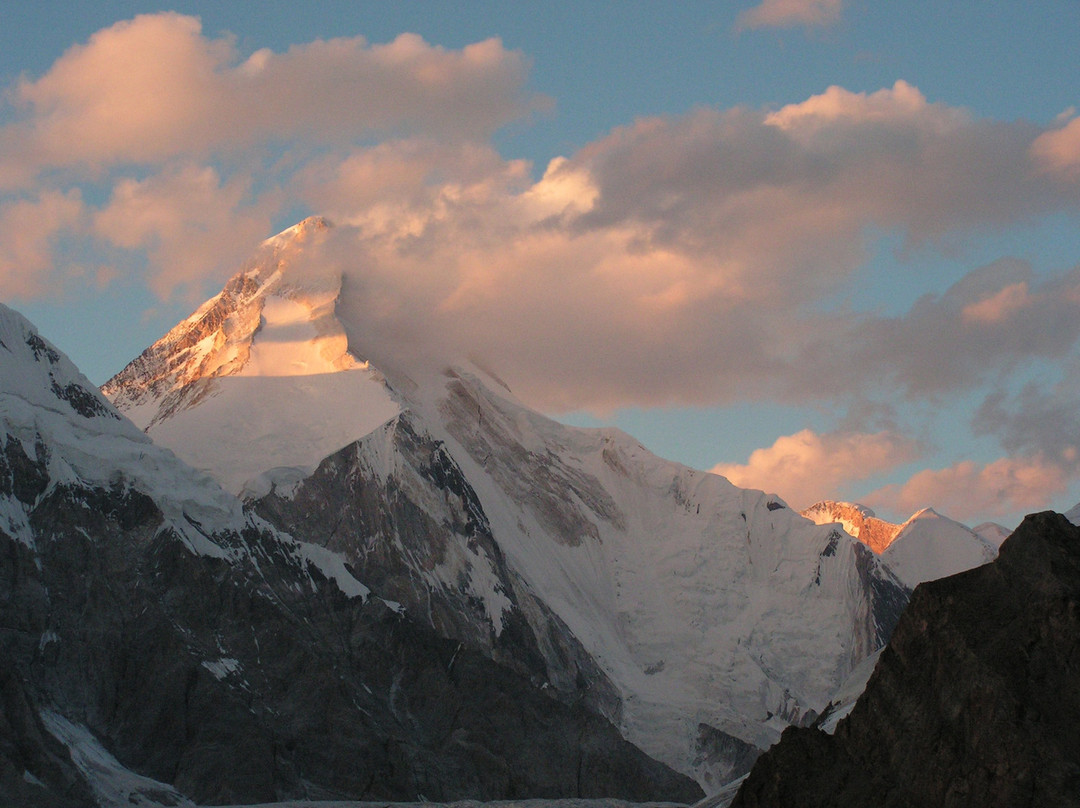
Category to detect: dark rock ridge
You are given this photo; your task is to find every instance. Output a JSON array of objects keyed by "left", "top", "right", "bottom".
[
  {"left": 731, "top": 510, "right": 1080, "bottom": 808},
  {"left": 250, "top": 413, "right": 624, "bottom": 724},
  {"left": 0, "top": 308, "right": 702, "bottom": 807}
]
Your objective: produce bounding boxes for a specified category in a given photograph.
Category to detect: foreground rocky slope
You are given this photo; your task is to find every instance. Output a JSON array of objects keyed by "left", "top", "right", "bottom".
[
  {"left": 0, "top": 304, "right": 701, "bottom": 806},
  {"left": 731, "top": 510, "right": 1080, "bottom": 808},
  {"left": 104, "top": 220, "right": 911, "bottom": 789}
]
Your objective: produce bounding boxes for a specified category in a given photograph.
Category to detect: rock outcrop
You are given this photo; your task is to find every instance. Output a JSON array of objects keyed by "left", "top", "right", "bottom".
[{"left": 732, "top": 510, "right": 1080, "bottom": 808}]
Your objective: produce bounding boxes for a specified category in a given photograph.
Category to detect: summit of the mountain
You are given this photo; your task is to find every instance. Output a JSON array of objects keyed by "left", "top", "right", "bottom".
[
  {"left": 104, "top": 219, "right": 402, "bottom": 494},
  {"left": 101, "top": 222, "right": 912, "bottom": 790},
  {"left": 801, "top": 501, "right": 903, "bottom": 553},
  {"left": 104, "top": 216, "right": 352, "bottom": 418}
]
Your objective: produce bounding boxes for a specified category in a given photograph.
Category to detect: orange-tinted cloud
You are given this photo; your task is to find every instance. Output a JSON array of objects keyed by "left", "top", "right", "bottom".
[
  {"left": 0, "top": 190, "right": 85, "bottom": 298},
  {"left": 736, "top": 0, "right": 844, "bottom": 31},
  {"left": 92, "top": 165, "right": 278, "bottom": 298},
  {"left": 279, "top": 90, "right": 1080, "bottom": 412},
  {"left": 1031, "top": 113, "right": 1080, "bottom": 175},
  {"left": 710, "top": 428, "right": 919, "bottom": 510}
]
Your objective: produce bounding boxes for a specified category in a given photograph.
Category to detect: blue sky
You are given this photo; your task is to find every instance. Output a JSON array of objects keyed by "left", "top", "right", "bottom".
[{"left": 3, "top": 1, "right": 1080, "bottom": 526}]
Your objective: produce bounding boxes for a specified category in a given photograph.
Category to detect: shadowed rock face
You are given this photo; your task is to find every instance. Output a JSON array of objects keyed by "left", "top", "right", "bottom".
[
  {"left": 732, "top": 510, "right": 1080, "bottom": 808},
  {"left": 0, "top": 436, "right": 702, "bottom": 807},
  {"left": 250, "top": 413, "right": 625, "bottom": 725}
]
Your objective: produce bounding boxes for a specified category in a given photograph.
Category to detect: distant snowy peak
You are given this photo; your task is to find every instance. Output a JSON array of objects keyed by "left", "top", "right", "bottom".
[
  {"left": 103, "top": 216, "right": 360, "bottom": 430},
  {"left": 879, "top": 507, "right": 999, "bottom": 589},
  {"left": 973, "top": 521, "right": 1013, "bottom": 548},
  {"left": 803, "top": 501, "right": 1004, "bottom": 589},
  {"left": 1063, "top": 501, "right": 1080, "bottom": 526},
  {"left": 801, "top": 501, "right": 902, "bottom": 553}
]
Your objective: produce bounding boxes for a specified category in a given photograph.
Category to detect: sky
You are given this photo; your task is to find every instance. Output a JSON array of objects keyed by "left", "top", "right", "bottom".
[{"left": 3, "top": 1, "right": 1080, "bottom": 528}]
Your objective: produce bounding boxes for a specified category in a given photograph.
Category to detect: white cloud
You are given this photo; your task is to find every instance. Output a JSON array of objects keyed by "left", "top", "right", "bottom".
[{"left": 710, "top": 428, "right": 919, "bottom": 510}]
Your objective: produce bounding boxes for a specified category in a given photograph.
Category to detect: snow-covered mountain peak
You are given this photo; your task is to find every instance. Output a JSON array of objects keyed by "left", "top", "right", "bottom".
[
  {"left": 104, "top": 218, "right": 358, "bottom": 427},
  {"left": 905, "top": 506, "right": 942, "bottom": 521},
  {"left": 879, "top": 506, "right": 998, "bottom": 588},
  {"left": 1064, "top": 501, "right": 1080, "bottom": 525},
  {"left": 801, "top": 500, "right": 903, "bottom": 553},
  {"left": 802, "top": 499, "right": 1005, "bottom": 589},
  {"left": 103, "top": 220, "right": 402, "bottom": 494},
  {"left": 972, "top": 521, "right": 1012, "bottom": 547}
]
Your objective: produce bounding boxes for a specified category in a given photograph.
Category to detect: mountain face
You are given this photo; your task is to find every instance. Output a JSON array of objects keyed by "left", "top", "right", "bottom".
[
  {"left": 104, "top": 219, "right": 910, "bottom": 790},
  {"left": 731, "top": 510, "right": 1080, "bottom": 808},
  {"left": 802, "top": 501, "right": 1004, "bottom": 589},
  {"left": 0, "top": 303, "right": 701, "bottom": 806}
]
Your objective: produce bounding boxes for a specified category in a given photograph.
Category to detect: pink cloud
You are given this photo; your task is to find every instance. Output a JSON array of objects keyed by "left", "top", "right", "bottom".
[
  {"left": 709, "top": 428, "right": 919, "bottom": 510},
  {"left": 736, "top": 0, "right": 844, "bottom": 31},
  {"left": 0, "top": 190, "right": 85, "bottom": 298},
  {"left": 7, "top": 26, "right": 1080, "bottom": 420},
  {"left": 1030, "top": 114, "right": 1080, "bottom": 175},
  {"left": 278, "top": 90, "right": 1080, "bottom": 412},
  {"left": 810, "top": 261, "right": 1080, "bottom": 399},
  {"left": 0, "top": 13, "right": 539, "bottom": 184},
  {"left": 764, "top": 81, "right": 965, "bottom": 137},
  {"left": 960, "top": 281, "right": 1036, "bottom": 325},
  {"left": 92, "top": 165, "right": 278, "bottom": 298},
  {"left": 865, "top": 455, "right": 1069, "bottom": 523}
]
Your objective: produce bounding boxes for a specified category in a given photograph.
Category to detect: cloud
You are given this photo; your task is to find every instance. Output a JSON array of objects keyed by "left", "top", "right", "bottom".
[
  {"left": 7, "top": 16, "right": 1080, "bottom": 424},
  {"left": 0, "top": 13, "right": 540, "bottom": 301},
  {"left": 974, "top": 374, "right": 1080, "bottom": 464},
  {"left": 865, "top": 455, "right": 1069, "bottom": 523},
  {"left": 709, "top": 428, "right": 919, "bottom": 510},
  {"left": 275, "top": 80, "right": 1080, "bottom": 413},
  {"left": 736, "top": 0, "right": 844, "bottom": 31},
  {"left": 1030, "top": 113, "right": 1080, "bottom": 175},
  {"left": 819, "top": 261, "right": 1080, "bottom": 399},
  {"left": 861, "top": 359, "right": 1080, "bottom": 524},
  {"left": 92, "top": 165, "right": 279, "bottom": 298},
  {"left": 0, "top": 13, "right": 540, "bottom": 185},
  {"left": 0, "top": 190, "right": 85, "bottom": 298}
]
